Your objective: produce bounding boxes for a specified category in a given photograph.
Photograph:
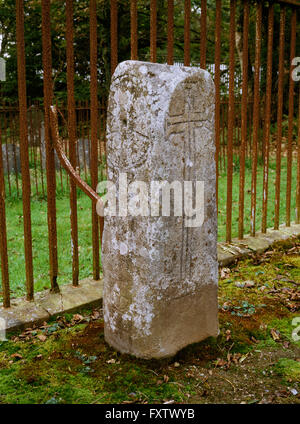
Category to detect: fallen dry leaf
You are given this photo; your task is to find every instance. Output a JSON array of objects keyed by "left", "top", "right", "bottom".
[
  {"left": 225, "top": 329, "right": 231, "bottom": 341},
  {"left": 216, "top": 358, "right": 227, "bottom": 367},
  {"left": 34, "top": 354, "right": 43, "bottom": 360},
  {"left": 11, "top": 353, "right": 22, "bottom": 360},
  {"left": 73, "top": 314, "right": 84, "bottom": 322},
  {"left": 239, "top": 353, "right": 249, "bottom": 363},
  {"left": 37, "top": 334, "right": 47, "bottom": 342},
  {"left": 91, "top": 310, "right": 101, "bottom": 320},
  {"left": 220, "top": 267, "right": 231, "bottom": 279},
  {"left": 270, "top": 328, "right": 280, "bottom": 341}
]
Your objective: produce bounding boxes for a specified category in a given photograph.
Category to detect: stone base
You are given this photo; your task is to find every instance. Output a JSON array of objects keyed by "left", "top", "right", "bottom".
[
  {"left": 0, "top": 278, "right": 103, "bottom": 332},
  {"left": 104, "top": 285, "right": 218, "bottom": 359},
  {"left": 218, "top": 222, "right": 300, "bottom": 266}
]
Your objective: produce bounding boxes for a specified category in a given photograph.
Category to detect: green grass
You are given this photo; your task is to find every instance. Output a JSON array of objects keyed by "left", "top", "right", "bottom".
[
  {"left": 0, "top": 156, "right": 298, "bottom": 300},
  {"left": 217, "top": 156, "right": 298, "bottom": 239},
  {"left": 4, "top": 193, "right": 94, "bottom": 297},
  {"left": 273, "top": 358, "right": 300, "bottom": 383}
]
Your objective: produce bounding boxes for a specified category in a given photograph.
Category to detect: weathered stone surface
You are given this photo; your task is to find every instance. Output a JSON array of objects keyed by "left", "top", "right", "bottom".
[{"left": 102, "top": 60, "right": 219, "bottom": 359}]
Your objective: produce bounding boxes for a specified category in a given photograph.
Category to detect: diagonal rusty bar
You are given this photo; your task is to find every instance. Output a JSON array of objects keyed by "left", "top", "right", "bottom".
[{"left": 50, "top": 106, "right": 101, "bottom": 205}]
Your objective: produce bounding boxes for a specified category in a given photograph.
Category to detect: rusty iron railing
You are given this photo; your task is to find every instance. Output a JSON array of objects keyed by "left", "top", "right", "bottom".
[
  {"left": 16, "top": 0, "right": 34, "bottom": 302},
  {"left": 0, "top": 0, "right": 299, "bottom": 308}
]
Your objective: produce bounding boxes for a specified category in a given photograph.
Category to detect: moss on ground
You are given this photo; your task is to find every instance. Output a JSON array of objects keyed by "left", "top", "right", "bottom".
[
  {"left": 0, "top": 236, "right": 299, "bottom": 404},
  {"left": 273, "top": 358, "right": 300, "bottom": 383}
]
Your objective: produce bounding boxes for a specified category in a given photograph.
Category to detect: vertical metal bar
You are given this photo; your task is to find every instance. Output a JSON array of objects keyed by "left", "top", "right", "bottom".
[
  {"left": 167, "top": 0, "right": 174, "bottom": 65},
  {"left": 16, "top": 0, "right": 34, "bottom": 300},
  {"left": 214, "top": 0, "right": 221, "bottom": 209},
  {"left": 200, "top": 0, "right": 207, "bottom": 69},
  {"left": 66, "top": 0, "right": 79, "bottom": 286},
  {"left": 274, "top": 6, "right": 286, "bottom": 230},
  {"left": 250, "top": 0, "right": 262, "bottom": 237},
  {"left": 0, "top": 125, "right": 10, "bottom": 308},
  {"left": 130, "top": 0, "right": 138, "bottom": 60},
  {"left": 150, "top": 0, "right": 157, "bottom": 62},
  {"left": 296, "top": 86, "right": 300, "bottom": 224},
  {"left": 41, "top": 0, "right": 59, "bottom": 292},
  {"left": 238, "top": 0, "right": 249, "bottom": 240},
  {"left": 226, "top": 0, "right": 236, "bottom": 243},
  {"left": 286, "top": 7, "right": 296, "bottom": 227},
  {"left": 110, "top": 0, "right": 118, "bottom": 74},
  {"left": 261, "top": 3, "right": 274, "bottom": 233},
  {"left": 184, "top": 0, "right": 191, "bottom": 66},
  {"left": 90, "top": 0, "right": 100, "bottom": 280}
]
